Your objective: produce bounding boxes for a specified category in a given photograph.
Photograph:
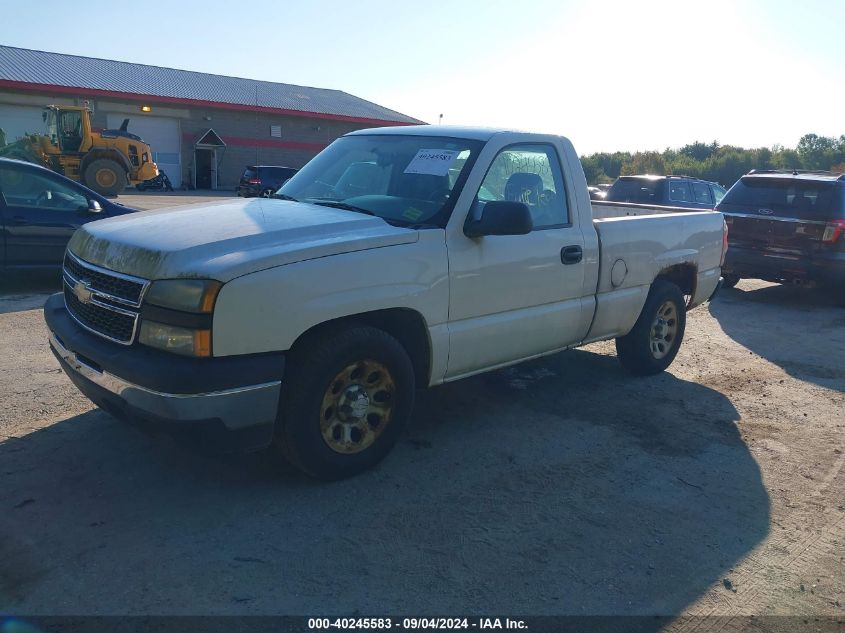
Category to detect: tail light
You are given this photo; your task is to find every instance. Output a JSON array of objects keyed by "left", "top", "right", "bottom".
[
  {"left": 248, "top": 178, "right": 261, "bottom": 185},
  {"left": 821, "top": 219, "right": 845, "bottom": 244},
  {"left": 720, "top": 218, "right": 729, "bottom": 266}
]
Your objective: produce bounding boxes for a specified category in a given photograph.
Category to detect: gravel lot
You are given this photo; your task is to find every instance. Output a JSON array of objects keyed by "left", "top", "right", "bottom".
[
  {"left": 0, "top": 197, "right": 842, "bottom": 624},
  {"left": 117, "top": 190, "right": 236, "bottom": 211}
]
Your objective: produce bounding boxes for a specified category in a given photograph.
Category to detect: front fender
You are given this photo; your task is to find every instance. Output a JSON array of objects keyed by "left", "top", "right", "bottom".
[{"left": 211, "top": 235, "right": 448, "bottom": 357}]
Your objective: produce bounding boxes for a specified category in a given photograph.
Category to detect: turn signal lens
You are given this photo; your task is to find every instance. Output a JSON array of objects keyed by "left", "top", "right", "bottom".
[{"left": 139, "top": 321, "right": 212, "bottom": 357}]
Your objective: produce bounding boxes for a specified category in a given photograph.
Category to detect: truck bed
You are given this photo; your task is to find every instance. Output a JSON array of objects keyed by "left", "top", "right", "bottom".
[
  {"left": 592, "top": 200, "right": 714, "bottom": 219},
  {"left": 583, "top": 209, "right": 725, "bottom": 343}
]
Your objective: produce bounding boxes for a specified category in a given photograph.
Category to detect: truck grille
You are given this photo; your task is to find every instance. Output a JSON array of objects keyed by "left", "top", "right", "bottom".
[{"left": 62, "top": 252, "right": 149, "bottom": 345}]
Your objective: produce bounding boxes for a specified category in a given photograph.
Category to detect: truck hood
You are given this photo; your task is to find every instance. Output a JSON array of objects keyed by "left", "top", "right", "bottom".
[{"left": 68, "top": 198, "right": 419, "bottom": 281}]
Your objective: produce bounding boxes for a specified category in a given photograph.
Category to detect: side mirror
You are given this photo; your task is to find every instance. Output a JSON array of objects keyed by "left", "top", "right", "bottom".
[
  {"left": 465, "top": 200, "right": 533, "bottom": 237},
  {"left": 88, "top": 199, "right": 103, "bottom": 213}
]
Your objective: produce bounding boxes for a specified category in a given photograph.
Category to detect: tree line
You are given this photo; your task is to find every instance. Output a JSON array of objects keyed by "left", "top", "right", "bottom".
[{"left": 580, "top": 133, "right": 845, "bottom": 187}]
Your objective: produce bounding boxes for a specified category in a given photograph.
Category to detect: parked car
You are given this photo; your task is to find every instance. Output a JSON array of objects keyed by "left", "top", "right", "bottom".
[
  {"left": 605, "top": 175, "right": 726, "bottom": 209},
  {"left": 44, "top": 126, "right": 726, "bottom": 480},
  {"left": 588, "top": 186, "right": 606, "bottom": 200},
  {"left": 717, "top": 169, "right": 845, "bottom": 289},
  {"left": 237, "top": 165, "right": 298, "bottom": 198},
  {"left": 0, "top": 157, "right": 136, "bottom": 276}
]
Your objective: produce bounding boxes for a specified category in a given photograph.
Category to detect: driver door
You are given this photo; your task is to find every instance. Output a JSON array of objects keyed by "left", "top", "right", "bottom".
[{"left": 0, "top": 163, "right": 92, "bottom": 267}]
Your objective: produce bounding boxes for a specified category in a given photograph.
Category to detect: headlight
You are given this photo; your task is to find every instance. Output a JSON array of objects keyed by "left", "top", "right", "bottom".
[
  {"left": 144, "top": 279, "right": 221, "bottom": 313},
  {"left": 139, "top": 321, "right": 211, "bottom": 357},
  {"left": 140, "top": 279, "right": 220, "bottom": 356}
]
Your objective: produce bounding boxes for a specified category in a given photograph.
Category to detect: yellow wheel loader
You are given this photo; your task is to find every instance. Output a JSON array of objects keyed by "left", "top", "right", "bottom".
[{"left": 0, "top": 105, "right": 158, "bottom": 196}]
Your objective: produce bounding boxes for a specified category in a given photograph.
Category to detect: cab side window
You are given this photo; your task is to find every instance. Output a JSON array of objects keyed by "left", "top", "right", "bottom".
[
  {"left": 0, "top": 165, "right": 88, "bottom": 211},
  {"left": 476, "top": 144, "right": 569, "bottom": 229},
  {"left": 691, "top": 182, "right": 714, "bottom": 205},
  {"left": 669, "top": 180, "right": 693, "bottom": 203}
]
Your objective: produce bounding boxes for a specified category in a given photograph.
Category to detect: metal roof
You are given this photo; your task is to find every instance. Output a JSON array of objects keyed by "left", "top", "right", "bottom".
[{"left": 0, "top": 45, "right": 422, "bottom": 125}]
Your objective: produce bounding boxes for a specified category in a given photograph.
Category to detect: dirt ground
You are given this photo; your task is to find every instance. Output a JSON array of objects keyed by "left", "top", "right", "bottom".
[
  {"left": 0, "top": 244, "right": 843, "bottom": 625},
  {"left": 117, "top": 190, "right": 236, "bottom": 211}
]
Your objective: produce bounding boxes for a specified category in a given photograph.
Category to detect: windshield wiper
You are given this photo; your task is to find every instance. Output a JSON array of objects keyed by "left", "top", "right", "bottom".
[
  {"left": 308, "top": 199, "right": 376, "bottom": 216},
  {"left": 270, "top": 192, "right": 299, "bottom": 201}
]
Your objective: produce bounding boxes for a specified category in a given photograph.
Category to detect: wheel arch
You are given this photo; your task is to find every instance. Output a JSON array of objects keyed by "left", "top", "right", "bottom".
[
  {"left": 654, "top": 263, "right": 697, "bottom": 306},
  {"left": 289, "top": 308, "right": 432, "bottom": 388}
]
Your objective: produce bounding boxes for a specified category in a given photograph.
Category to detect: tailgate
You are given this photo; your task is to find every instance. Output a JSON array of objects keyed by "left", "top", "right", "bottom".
[{"left": 721, "top": 208, "right": 827, "bottom": 254}]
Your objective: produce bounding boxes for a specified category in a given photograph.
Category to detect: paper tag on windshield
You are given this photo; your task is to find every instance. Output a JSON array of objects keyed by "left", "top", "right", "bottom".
[{"left": 404, "top": 149, "right": 459, "bottom": 176}]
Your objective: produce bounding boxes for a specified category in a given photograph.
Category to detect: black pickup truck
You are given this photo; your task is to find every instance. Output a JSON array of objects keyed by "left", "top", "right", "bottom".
[{"left": 716, "top": 170, "right": 845, "bottom": 288}]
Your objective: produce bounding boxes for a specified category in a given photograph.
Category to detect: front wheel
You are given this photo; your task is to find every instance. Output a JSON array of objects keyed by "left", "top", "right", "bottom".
[
  {"left": 274, "top": 326, "right": 415, "bottom": 480},
  {"left": 616, "top": 280, "right": 687, "bottom": 376}
]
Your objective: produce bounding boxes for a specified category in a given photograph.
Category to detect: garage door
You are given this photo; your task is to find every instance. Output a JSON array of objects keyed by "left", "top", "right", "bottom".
[
  {"left": 106, "top": 114, "right": 181, "bottom": 188},
  {"left": 0, "top": 104, "right": 44, "bottom": 144}
]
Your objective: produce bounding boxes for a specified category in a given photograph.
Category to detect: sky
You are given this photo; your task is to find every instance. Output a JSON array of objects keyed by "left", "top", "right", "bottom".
[{"left": 3, "top": 0, "right": 844, "bottom": 155}]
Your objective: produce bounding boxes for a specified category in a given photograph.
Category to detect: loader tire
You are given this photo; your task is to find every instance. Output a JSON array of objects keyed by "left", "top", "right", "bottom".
[{"left": 84, "top": 159, "right": 127, "bottom": 197}]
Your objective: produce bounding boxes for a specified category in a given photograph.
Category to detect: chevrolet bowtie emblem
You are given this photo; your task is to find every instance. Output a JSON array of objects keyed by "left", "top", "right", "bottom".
[{"left": 73, "top": 279, "right": 94, "bottom": 304}]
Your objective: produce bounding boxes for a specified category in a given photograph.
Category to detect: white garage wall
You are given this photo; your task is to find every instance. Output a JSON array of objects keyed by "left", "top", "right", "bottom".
[
  {"left": 0, "top": 104, "right": 45, "bottom": 143},
  {"left": 106, "top": 114, "right": 181, "bottom": 188}
]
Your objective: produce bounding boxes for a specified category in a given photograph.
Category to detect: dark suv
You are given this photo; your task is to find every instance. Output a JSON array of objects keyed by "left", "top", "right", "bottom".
[
  {"left": 717, "top": 170, "right": 845, "bottom": 288},
  {"left": 605, "top": 175, "right": 727, "bottom": 209},
  {"left": 237, "top": 165, "right": 298, "bottom": 198}
]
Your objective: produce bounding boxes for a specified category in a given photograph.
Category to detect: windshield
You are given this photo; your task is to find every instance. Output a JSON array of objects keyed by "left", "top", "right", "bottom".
[{"left": 278, "top": 134, "right": 483, "bottom": 227}]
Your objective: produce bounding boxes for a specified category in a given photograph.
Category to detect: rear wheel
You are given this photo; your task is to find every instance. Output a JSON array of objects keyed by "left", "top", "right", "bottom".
[
  {"left": 84, "top": 159, "right": 127, "bottom": 196},
  {"left": 274, "top": 326, "right": 415, "bottom": 480},
  {"left": 721, "top": 273, "right": 740, "bottom": 289},
  {"left": 616, "top": 280, "right": 687, "bottom": 376}
]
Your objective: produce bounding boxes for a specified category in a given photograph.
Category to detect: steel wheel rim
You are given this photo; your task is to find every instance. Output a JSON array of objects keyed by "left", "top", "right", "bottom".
[
  {"left": 650, "top": 300, "right": 678, "bottom": 359},
  {"left": 95, "top": 168, "right": 117, "bottom": 188},
  {"left": 320, "top": 359, "right": 395, "bottom": 454}
]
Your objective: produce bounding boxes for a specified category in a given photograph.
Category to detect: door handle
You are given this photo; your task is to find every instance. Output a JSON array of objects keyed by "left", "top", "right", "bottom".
[
  {"left": 10, "top": 216, "right": 28, "bottom": 226},
  {"left": 560, "top": 245, "right": 583, "bottom": 265}
]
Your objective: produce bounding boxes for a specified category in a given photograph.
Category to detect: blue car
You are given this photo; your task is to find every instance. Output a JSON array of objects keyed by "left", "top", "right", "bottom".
[
  {"left": 605, "top": 175, "right": 727, "bottom": 209},
  {"left": 0, "top": 158, "right": 137, "bottom": 275}
]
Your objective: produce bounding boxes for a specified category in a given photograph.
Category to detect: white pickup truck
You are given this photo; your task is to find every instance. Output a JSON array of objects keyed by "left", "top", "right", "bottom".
[{"left": 45, "top": 126, "right": 726, "bottom": 479}]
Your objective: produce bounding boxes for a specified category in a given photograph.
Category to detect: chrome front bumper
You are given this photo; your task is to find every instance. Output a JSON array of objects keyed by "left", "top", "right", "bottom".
[{"left": 49, "top": 332, "right": 281, "bottom": 432}]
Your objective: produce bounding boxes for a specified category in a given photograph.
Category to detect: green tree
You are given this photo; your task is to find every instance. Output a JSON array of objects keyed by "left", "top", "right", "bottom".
[{"left": 579, "top": 133, "right": 845, "bottom": 189}]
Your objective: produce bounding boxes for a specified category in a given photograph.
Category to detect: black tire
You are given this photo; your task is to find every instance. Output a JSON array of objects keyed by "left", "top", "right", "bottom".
[
  {"left": 615, "top": 279, "right": 687, "bottom": 376},
  {"left": 274, "top": 325, "right": 415, "bottom": 480},
  {"left": 721, "top": 273, "right": 740, "bottom": 289},
  {"left": 83, "top": 158, "right": 127, "bottom": 196}
]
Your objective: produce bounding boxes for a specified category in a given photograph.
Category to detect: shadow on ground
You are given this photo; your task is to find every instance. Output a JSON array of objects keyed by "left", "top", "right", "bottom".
[
  {"left": 710, "top": 283, "right": 845, "bottom": 391},
  {"left": 0, "top": 272, "right": 60, "bottom": 315},
  {"left": 0, "top": 348, "right": 768, "bottom": 622}
]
